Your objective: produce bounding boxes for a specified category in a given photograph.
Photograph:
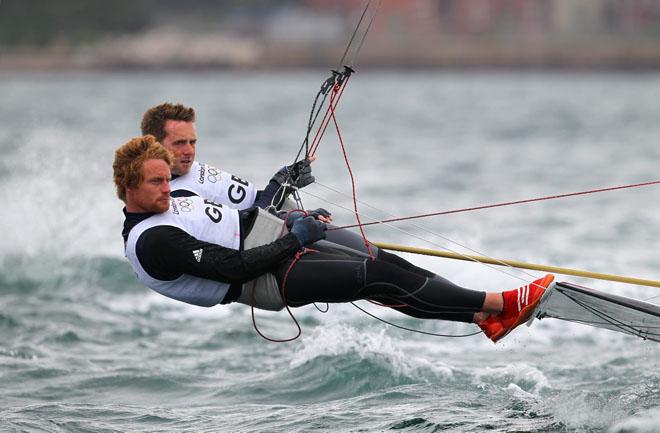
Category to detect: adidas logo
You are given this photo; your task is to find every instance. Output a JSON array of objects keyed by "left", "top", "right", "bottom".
[{"left": 192, "top": 249, "right": 203, "bottom": 262}]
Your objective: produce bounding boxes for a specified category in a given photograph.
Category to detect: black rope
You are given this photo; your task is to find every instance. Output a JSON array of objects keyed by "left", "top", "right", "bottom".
[
  {"left": 345, "top": 0, "right": 381, "bottom": 67},
  {"left": 351, "top": 302, "right": 482, "bottom": 338},
  {"left": 294, "top": 75, "right": 335, "bottom": 164},
  {"left": 281, "top": 1, "right": 482, "bottom": 341},
  {"left": 336, "top": 0, "right": 373, "bottom": 70},
  {"left": 293, "top": 0, "right": 376, "bottom": 166},
  {"left": 558, "top": 289, "right": 654, "bottom": 335},
  {"left": 314, "top": 302, "right": 330, "bottom": 313}
]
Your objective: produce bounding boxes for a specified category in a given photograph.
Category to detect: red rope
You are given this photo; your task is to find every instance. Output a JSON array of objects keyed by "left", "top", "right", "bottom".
[
  {"left": 330, "top": 179, "right": 660, "bottom": 231},
  {"left": 250, "top": 251, "right": 304, "bottom": 343},
  {"left": 309, "top": 75, "right": 351, "bottom": 158},
  {"left": 250, "top": 210, "right": 308, "bottom": 343},
  {"left": 327, "top": 82, "right": 375, "bottom": 260},
  {"left": 308, "top": 98, "right": 334, "bottom": 158}
]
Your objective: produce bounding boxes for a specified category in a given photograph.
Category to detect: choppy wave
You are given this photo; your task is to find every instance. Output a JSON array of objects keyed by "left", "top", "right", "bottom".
[
  {"left": 2, "top": 71, "right": 660, "bottom": 432},
  {"left": 1, "top": 255, "right": 138, "bottom": 295}
]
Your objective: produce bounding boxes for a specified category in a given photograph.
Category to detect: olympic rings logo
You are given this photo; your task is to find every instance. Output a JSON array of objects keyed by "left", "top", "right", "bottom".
[
  {"left": 206, "top": 167, "right": 220, "bottom": 184},
  {"left": 177, "top": 198, "right": 194, "bottom": 212}
]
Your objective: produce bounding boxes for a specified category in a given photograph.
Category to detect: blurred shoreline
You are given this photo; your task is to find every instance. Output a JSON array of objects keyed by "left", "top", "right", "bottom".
[
  {"left": 4, "top": 1, "right": 660, "bottom": 72},
  {"left": 3, "top": 34, "right": 660, "bottom": 72}
]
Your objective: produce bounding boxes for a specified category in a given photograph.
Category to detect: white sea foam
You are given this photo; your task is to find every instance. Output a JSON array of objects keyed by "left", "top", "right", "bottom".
[
  {"left": 1, "top": 123, "right": 125, "bottom": 259},
  {"left": 474, "top": 363, "right": 551, "bottom": 395},
  {"left": 505, "top": 383, "right": 539, "bottom": 401},
  {"left": 4, "top": 70, "right": 660, "bottom": 432},
  {"left": 547, "top": 391, "right": 632, "bottom": 432},
  {"left": 608, "top": 408, "right": 660, "bottom": 433},
  {"left": 103, "top": 290, "right": 236, "bottom": 322},
  {"left": 290, "top": 323, "right": 454, "bottom": 380}
]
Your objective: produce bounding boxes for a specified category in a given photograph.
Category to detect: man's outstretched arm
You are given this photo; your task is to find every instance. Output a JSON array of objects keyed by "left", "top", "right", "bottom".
[{"left": 136, "top": 225, "right": 301, "bottom": 284}]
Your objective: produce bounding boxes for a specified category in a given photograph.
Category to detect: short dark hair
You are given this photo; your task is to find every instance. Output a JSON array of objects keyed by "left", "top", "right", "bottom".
[{"left": 141, "top": 103, "right": 196, "bottom": 142}]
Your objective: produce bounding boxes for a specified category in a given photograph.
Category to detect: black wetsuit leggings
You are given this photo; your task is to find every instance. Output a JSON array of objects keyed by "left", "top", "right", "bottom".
[{"left": 274, "top": 242, "right": 486, "bottom": 323}]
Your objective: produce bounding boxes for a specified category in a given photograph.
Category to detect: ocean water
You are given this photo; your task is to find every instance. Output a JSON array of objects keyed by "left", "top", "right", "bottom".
[{"left": 1, "top": 70, "right": 660, "bottom": 432}]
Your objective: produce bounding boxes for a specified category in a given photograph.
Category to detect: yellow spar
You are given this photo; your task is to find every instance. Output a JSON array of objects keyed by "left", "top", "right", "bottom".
[{"left": 371, "top": 241, "right": 660, "bottom": 289}]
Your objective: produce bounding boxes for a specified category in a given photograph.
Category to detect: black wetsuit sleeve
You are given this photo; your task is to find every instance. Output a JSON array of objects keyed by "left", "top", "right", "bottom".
[
  {"left": 253, "top": 179, "right": 283, "bottom": 209},
  {"left": 135, "top": 225, "right": 301, "bottom": 284}
]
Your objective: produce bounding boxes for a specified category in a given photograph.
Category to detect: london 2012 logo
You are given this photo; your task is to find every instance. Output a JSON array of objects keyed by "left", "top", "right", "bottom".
[{"left": 198, "top": 164, "right": 221, "bottom": 184}]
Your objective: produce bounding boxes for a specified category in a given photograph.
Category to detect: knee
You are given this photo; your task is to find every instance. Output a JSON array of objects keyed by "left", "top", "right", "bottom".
[{"left": 365, "top": 259, "right": 425, "bottom": 287}]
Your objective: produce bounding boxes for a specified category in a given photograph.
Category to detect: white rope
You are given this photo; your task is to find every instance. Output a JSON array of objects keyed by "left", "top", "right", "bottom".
[
  {"left": 302, "top": 181, "right": 541, "bottom": 286},
  {"left": 304, "top": 181, "right": 659, "bottom": 307}
]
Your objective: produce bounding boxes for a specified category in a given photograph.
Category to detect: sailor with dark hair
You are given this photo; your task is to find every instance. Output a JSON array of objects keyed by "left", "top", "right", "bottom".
[
  {"left": 140, "top": 102, "right": 384, "bottom": 257},
  {"left": 114, "top": 135, "right": 554, "bottom": 342},
  {"left": 140, "top": 102, "right": 315, "bottom": 212}
]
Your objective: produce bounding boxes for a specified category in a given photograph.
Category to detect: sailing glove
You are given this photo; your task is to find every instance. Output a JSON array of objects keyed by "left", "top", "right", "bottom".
[
  {"left": 290, "top": 216, "right": 326, "bottom": 247},
  {"left": 271, "top": 159, "right": 315, "bottom": 189},
  {"left": 285, "top": 210, "right": 306, "bottom": 228},
  {"left": 307, "top": 208, "right": 331, "bottom": 220},
  {"left": 284, "top": 208, "right": 331, "bottom": 228}
]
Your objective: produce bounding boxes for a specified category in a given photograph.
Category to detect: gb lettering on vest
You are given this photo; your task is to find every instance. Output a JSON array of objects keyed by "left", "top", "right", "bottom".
[
  {"left": 204, "top": 199, "right": 223, "bottom": 223},
  {"left": 124, "top": 196, "right": 242, "bottom": 307},
  {"left": 151, "top": 196, "right": 240, "bottom": 250},
  {"left": 170, "top": 161, "right": 257, "bottom": 211},
  {"left": 228, "top": 175, "right": 249, "bottom": 204}
]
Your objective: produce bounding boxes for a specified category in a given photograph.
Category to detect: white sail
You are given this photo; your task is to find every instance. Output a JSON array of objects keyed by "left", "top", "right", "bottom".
[{"left": 533, "top": 282, "right": 660, "bottom": 342}]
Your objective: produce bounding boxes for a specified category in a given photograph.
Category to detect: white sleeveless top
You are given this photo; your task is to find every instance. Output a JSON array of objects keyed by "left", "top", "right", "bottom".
[
  {"left": 170, "top": 161, "right": 257, "bottom": 210},
  {"left": 125, "top": 196, "right": 241, "bottom": 307}
]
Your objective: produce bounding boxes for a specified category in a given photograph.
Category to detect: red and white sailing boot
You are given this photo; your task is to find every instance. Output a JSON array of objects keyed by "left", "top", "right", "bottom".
[
  {"left": 485, "top": 274, "right": 555, "bottom": 343},
  {"left": 476, "top": 314, "right": 505, "bottom": 341}
]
